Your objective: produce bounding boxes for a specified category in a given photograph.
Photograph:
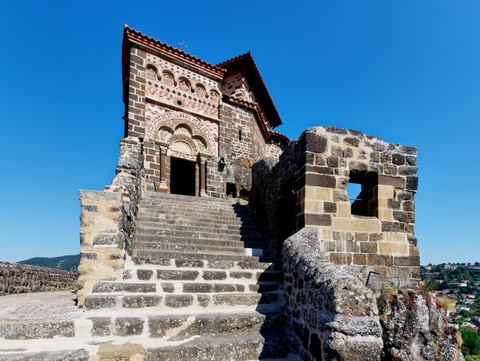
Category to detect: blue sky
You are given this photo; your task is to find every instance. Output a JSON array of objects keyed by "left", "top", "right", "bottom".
[{"left": 1, "top": 1, "right": 479, "bottom": 265}]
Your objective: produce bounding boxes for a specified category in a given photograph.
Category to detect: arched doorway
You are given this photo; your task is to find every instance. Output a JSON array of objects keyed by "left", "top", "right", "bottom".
[
  {"left": 170, "top": 157, "right": 196, "bottom": 196},
  {"left": 149, "top": 116, "right": 215, "bottom": 197}
]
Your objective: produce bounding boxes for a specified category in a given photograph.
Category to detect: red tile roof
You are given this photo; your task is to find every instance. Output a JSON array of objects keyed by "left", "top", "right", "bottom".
[
  {"left": 122, "top": 25, "right": 225, "bottom": 78},
  {"left": 269, "top": 130, "right": 290, "bottom": 143},
  {"left": 218, "top": 52, "right": 283, "bottom": 127}
]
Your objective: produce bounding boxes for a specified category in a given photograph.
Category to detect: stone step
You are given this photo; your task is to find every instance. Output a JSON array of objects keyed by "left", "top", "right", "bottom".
[
  {"left": 0, "top": 311, "right": 299, "bottom": 360},
  {"left": 139, "top": 195, "right": 251, "bottom": 209},
  {"left": 138, "top": 201, "right": 254, "bottom": 212},
  {"left": 135, "top": 221, "right": 261, "bottom": 236},
  {"left": 91, "top": 281, "right": 281, "bottom": 294},
  {"left": 137, "top": 216, "right": 259, "bottom": 229},
  {"left": 0, "top": 349, "right": 90, "bottom": 361},
  {"left": 136, "top": 214, "right": 257, "bottom": 228},
  {"left": 132, "top": 250, "right": 264, "bottom": 263},
  {"left": 133, "top": 238, "right": 265, "bottom": 251},
  {"left": 140, "top": 194, "right": 238, "bottom": 205},
  {"left": 125, "top": 268, "right": 283, "bottom": 283},
  {"left": 136, "top": 211, "right": 257, "bottom": 225},
  {"left": 131, "top": 242, "right": 259, "bottom": 256},
  {"left": 0, "top": 319, "right": 76, "bottom": 340},
  {"left": 84, "top": 291, "right": 282, "bottom": 310},
  {"left": 137, "top": 199, "right": 253, "bottom": 212},
  {"left": 131, "top": 257, "right": 278, "bottom": 270},
  {"left": 85, "top": 311, "right": 288, "bottom": 336},
  {"left": 134, "top": 229, "right": 260, "bottom": 242},
  {"left": 145, "top": 330, "right": 295, "bottom": 360}
]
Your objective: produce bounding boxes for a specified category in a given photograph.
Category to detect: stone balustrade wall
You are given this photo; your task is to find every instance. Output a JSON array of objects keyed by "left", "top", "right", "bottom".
[
  {"left": 283, "top": 227, "right": 383, "bottom": 360},
  {"left": 0, "top": 261, "right": 77, "bottom": 295}
]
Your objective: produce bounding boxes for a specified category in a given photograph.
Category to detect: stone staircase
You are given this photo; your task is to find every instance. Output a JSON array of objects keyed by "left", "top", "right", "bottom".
[
  {"left": 0, "top": 193, "right": 300, "bottom": 360},
  {"left": 80, "top": 192, "right": 298, "bottom": 360}
]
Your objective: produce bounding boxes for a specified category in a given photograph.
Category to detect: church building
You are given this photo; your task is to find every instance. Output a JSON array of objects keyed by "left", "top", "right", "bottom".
[{"left": 122, "top": 25, "right": 290, "bottom": 199}]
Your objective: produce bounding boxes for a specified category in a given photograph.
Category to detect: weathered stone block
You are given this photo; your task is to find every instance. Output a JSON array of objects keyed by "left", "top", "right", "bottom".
[
  {"left": 406, "top": 176, "right": 418, "bottom": 191},
  {"left": 93, "top": 234, "right": 121, "bottom": 247},
  {"left": 304, "top": 213, "right": 331, "bottom": 226},
  {"left": 360, "top": 242, "right": 378, "bottom": 254},
  {"left": 82, "top": 205, "right": 98, "bottom": 212},
  {"left": 85, "top": 295, "right": 116, "bottom": 309},
  {"left": 305, "top": 173, "right": 336, "bottom": 188},
  {"left": 398, "top": 165, "right": 418, "bottom": 175},
  {"left": 394, "top": 255, "right": 420, "bottom": 267},
  {"left": 89, "top": 317, "right": 111, "bottom": 337},
  {"left": 80, "top": 252, "right": 97, "bottom": 260},
  {"left": 175, "top": 260, "right": 203, "bottom": 268},
  {"left": 330, "top": 253, "right": 347, "bottom": 264},
  {"left": 367, "top": 254, "right": 393, "bottom": 267},
  {"left": 161, "top": 283, "right": 174, "bottom": 293},
  {"left": 302, "top": 131, "right": 327, "bottom": 153},
  {"left": 230, "top": 271, "right": 252, "bottom": 279},
  {"left": 148, "top": 316, "right": 187, "bottom": 337},
  {"left": 344, "top": 137, "right": 360, "bottom": 147},
  {"left": 122, "top": 295, "right": 161, "bottom": 308},
  {"left": 324, "top": 202, "right": 337, "bottom": 213},
  {"left": 115, "top": 317, "right": 144, "bottom": 336},
  {"left": 355, "top": 233, "right": 368, "bottom": 242},
  {"left": 202, "top": 271, "right": 227, "bottom": 280},
  {"left": 353, "top": 253, "right": 367, "bottom": 265},
  {"left": 378, "top": 175, "right": 405, "bottom": 188},
  {"left": 197, "top": 295, "right": 210, "bottom": 307},
  {"left": 392, "top": 154, "right": 405, "bottom": 165},
  {"left": 157, "top": 270, "right": 199, "bottom": 280},
  {"left": 137, "top": 269, "right": 153, "bottom": 280},
  {"left": 165, "top": 295, "right": 194, "bottom": 308}
]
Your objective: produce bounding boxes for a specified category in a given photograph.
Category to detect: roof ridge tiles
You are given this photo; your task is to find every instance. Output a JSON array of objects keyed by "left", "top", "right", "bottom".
[
  {"left": 124, "top": 25, "right": 225, "bottom": 76},
  {"left": 269, "top": 130, "right": 291, "bottom": 143},
  {"left": 217, "top": 51, "right": 282, "bottom": 127}
]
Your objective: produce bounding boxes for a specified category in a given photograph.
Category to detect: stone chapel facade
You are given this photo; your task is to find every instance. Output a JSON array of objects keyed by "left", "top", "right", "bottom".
[{"left": 122, "top": 25, "right": 290, "bottom": 199}]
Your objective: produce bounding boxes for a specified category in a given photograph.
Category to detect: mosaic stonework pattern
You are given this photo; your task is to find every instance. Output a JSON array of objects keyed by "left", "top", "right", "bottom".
[
  {"left": 145, "top": 53, "right": 221, "bottom": 119},
  {"left": 145, "top": 103, "right": 218, "bottom": 156}
]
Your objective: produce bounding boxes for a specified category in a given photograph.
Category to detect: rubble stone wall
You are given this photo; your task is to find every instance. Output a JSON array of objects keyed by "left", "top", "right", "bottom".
[
  {"left": 0, "top": 261, "right": 77, "bottom": 295},
  {"left": 251, "top": 126, "right": 420, "bottom": 288},
  {"left": 283, "top": 227, "right": 383, "bottom": 360},
  {"left": 379, "top": 291, "right": 464, "bottom": 361}
]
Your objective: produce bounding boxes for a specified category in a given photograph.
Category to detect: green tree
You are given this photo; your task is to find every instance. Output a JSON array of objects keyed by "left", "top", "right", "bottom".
[{"left": 461, "top": 330, "right": 480, "bottom": 356}]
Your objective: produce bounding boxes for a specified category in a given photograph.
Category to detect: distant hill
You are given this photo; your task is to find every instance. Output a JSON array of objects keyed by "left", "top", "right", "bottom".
[{"left": 17, "top": 255, "right": 80, "bottom": 272}]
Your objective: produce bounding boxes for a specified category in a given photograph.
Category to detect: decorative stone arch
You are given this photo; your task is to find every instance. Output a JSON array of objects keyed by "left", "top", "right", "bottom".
[
  {"left": 162, "top": 71, "right": 175, "bottom": 87},
  {"left": 152, "top": 119, "right": 212, "bottom": 156},
  {"left": 195, "top": 83, "right": 206, "bottom": 99},
  {"left": 146, "top": 64, "right": 159, "bottom": 81},
  {"left": 177, "top": 77, "right": 192, "bottom": 93},
  {"left": 209, "top": 90, "right": 220, "bottom": 104},
  {"left": 148, "top": 116, "right": 214, "bottom": 197},
  {"left": 147, "top": 112, "right": 217, "bottom": 156},
  {"left": 168, "top": 133, "right": 199, "bottom": 161}
]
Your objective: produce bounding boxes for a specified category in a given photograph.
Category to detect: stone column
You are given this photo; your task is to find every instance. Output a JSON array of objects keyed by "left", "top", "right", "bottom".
[
  {"left": 195, "top": 161, "right": 200, "bottom": 197},
  {"left": 199, "top": 153, "right": 208, "bottom": 197},
  {"left": 157, "top": 142, "right": 168, "bottom": 193}
]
